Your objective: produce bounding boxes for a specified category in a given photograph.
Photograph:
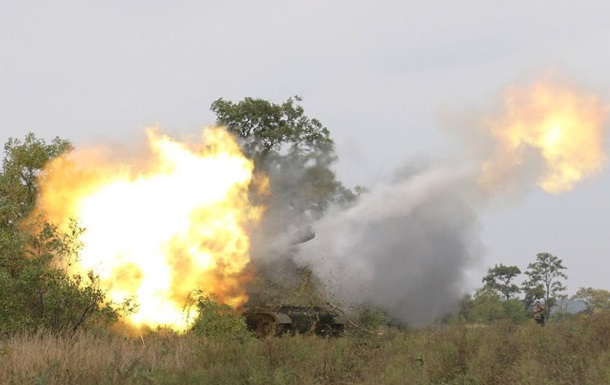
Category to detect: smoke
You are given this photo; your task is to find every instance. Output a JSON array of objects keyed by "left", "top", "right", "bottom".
[
  {"left": 297, "top": 166, "right": 483, "bottom": 326},
  {"left": 287, "top": 76, "right": 608, "bottom": 326}
]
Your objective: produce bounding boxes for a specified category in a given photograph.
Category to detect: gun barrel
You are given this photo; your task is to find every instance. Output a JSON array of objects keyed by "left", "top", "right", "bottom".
[{"left": 289, "top": 225, "right": 315, "bottom": 245}]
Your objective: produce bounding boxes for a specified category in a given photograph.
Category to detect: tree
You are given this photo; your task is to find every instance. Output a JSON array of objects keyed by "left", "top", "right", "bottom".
[
  {"left": 482, "top": 264, "right": 522, "bottom": 300},
  {"left": 211, "top": 96, "right": 356, "bottom": 229},
  {"left": 471, "top": 288, "right": 505, "bottom": 324},
  {"left": 522, "top": 252, "right": 568, "bottom": 313},
  {"left": 0, "top": 134, "right": 72, "bottom": 275},
  {"left": 211, "top": 96, "right": 333, "bottom": 165},
  {"left": 0, "top": 133, "right": 72, "bottom": 220},
  {"left": 572, "top": 287, "right": 610, "bottom": 314}
]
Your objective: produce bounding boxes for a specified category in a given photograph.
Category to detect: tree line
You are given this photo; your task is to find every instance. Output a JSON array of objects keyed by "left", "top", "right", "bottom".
[{"left": 457, "top": 252, "right": 610, "bottom": 324}]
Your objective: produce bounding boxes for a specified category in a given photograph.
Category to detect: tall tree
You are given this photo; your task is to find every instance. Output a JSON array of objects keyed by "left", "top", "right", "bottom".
[
  {"left": 522, "top": 252, "right": 568, "bottom": 313},
  {"left": 482, "top": 264, "right": 522, "bottom": 300},
  {"left": 211, "top": 96, "right": 355, "bottom": 226},
  {"left": 211, "top": 96, "right": 334, "bottom": 166}
]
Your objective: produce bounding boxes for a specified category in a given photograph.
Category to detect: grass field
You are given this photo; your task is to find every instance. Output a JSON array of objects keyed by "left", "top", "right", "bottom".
[{"left": 2, "top": 313, "right": 610, "bottom": 385}]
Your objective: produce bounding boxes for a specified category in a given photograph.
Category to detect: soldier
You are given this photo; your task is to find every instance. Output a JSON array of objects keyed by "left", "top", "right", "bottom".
[{"left": 533, "top": 300, "right": 545, "bottom": 326}]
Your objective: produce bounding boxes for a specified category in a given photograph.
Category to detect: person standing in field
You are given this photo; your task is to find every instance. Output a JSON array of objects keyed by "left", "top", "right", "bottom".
[{"left": 533, "top": 300, "right": 545, "bottom": 326}]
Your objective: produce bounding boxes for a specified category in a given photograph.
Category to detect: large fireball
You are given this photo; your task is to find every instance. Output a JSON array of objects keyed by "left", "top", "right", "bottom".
[
  {"left": 480, "top": 80, "right": 607, "bottom": 194},
  {"left": 35, "top": 127, "right": 263, "bottom": 331}
]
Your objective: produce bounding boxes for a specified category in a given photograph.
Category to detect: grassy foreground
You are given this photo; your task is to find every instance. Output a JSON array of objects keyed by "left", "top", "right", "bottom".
[{"left": 2, "top": 313, "right": 610, "bottom": 385}]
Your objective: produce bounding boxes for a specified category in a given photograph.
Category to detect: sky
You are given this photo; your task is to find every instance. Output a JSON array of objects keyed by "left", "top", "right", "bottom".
[{"left": 2, "top": 0, "right": 610, "bottom": 301}]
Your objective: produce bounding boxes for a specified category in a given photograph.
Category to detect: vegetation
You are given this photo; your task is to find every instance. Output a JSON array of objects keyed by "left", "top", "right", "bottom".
[
  {"left": 482, "top": 264, "right": 522, "bottom": 300},
  {"left": 2, "top": 313, "right": 610, "bottom": 385},
  {"left": 458, "top": 288, "right": 528, "bottom": 325},
  {"left": 0, "top": 134, "right": 132, "bottom": 334},
  {"left": 188, "top": 292, "right": 250, "bottom": 340},
  {"left": 572, "top": 287, "right": 610, "bottom": 314},
  {"left": 463, "top": 253, "right": 570, "bottom": 324},
  {"left": 522, "top": 252, "right": 568, "bottom": 311},
  {"left": 211, "top": 96, "right": 358, "bottom": 227}
]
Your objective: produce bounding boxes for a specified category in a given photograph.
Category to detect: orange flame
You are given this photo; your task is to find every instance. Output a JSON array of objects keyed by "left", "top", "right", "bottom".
[
  {"left": 480, "top": 80, "right": 607, "bottom": 194},
  {"left": 35, "top": 127, "right": 263, "bottom": 331}
]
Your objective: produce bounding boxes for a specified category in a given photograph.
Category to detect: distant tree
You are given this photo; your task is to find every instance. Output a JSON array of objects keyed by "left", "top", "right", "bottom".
[
  {"left": 572, "top": 287, "right": 610, "bottom": 314},
  {"left": 502, "top": 298, "right": 528, "bottom": 324},
  {"left": 466, "top": 287, "right": 527, "bottom": 324},
  {"left": 522, "top": 252, "right": 568, "bottom": 313},
  {"left": 471, "top": 288, "right": 504, "bottom": 324},
  {"left": 482, "top": 264, "right": 522, "bottom": 300}
]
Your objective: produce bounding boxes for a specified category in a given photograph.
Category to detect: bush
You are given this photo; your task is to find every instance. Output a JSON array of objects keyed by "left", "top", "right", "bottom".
[
  {"left": 0, "top": 219, "right": 133, "bottom": 334},
  {"left": 188, "top": 292, "right": 250, "bottom": 340},
  {"left": 356, "top": 305, "right": 389, "bottom": 331}
]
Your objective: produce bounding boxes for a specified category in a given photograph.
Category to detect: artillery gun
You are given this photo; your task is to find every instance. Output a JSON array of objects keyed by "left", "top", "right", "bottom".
[{"left": 242, "top": 226, "right": 346, "bottom": 337}]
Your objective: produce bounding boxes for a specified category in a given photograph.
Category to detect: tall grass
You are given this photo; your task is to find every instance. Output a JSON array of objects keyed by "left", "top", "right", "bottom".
[{"left": 2, "top": 313, "right": 610, "bottom": 384}]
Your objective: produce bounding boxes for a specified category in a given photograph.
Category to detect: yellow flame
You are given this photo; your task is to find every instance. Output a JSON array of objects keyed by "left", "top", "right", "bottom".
[
  {"left": 480, "top": 81, "right": 607, "bottom": 194},
  {"left": 34, "top": 126, "right": 263, "bottom": 331}
]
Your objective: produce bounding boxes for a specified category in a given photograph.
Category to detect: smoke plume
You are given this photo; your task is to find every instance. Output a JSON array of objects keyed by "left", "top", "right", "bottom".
[{"left": 297, "top": 166, "right": 483, "bottom": 326}]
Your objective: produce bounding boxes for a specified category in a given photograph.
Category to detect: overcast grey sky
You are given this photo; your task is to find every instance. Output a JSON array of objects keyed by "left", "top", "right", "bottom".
[{"left": 2, "top": 1, "right": 609, "bottom": 296}]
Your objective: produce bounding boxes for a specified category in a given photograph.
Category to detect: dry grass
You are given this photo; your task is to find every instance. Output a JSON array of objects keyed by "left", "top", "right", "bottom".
[{"left": 2, "top": 314, "right": 610, "bottom": 384}]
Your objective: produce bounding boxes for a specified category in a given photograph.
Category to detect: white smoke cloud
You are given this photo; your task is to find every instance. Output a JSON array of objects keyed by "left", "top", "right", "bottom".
[{"left": 297, "top": 165, "right": 484, "bottom": 326}]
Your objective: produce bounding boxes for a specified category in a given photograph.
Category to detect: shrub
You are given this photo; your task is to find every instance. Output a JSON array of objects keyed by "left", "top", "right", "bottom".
[{"left": 188, "top": 292, "right": 250, "bottom": 340}]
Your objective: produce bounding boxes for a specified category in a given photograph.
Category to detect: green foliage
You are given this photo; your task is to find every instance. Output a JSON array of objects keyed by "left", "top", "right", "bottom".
[
  {"left": 459, "top": 288, "right": 527, "bottom": 325},
  {"left": 522, "top": 252, "right": 568, "bottom": 313},
  {"left": 355, "top": 305, "right": 389, "bottom": 331},
  {"left": 471, "top": 288, "right": 505, "bottom": 323},
  {"left": 572, "top": 287, "right": 610, "bottom": 314},
  {"left": 482, "top": 263, "right": 521, "bottom": 300},
  {"left": 0, "top": 134, "right": 72, "bottom": 275},
  {"left": 501, "top": 298, "right": 528, "bottom": 324},
  {"left": 0, "top": 134, "right": 132, "bottom": 334},
  {"left": 189, "top": 292, "right": 249, "bottom": 340},
  {"left": 211, "top": 96, "right": 356, "bottom": 227},
  {"left": 0, "top": 133, "right": 71, "bottom": 223},
  {"left": 211, "top": 96, "right": 333, "bottom": 163},
  {"left": 0, "top": 215, "right": 134, "bottom": 333}
]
